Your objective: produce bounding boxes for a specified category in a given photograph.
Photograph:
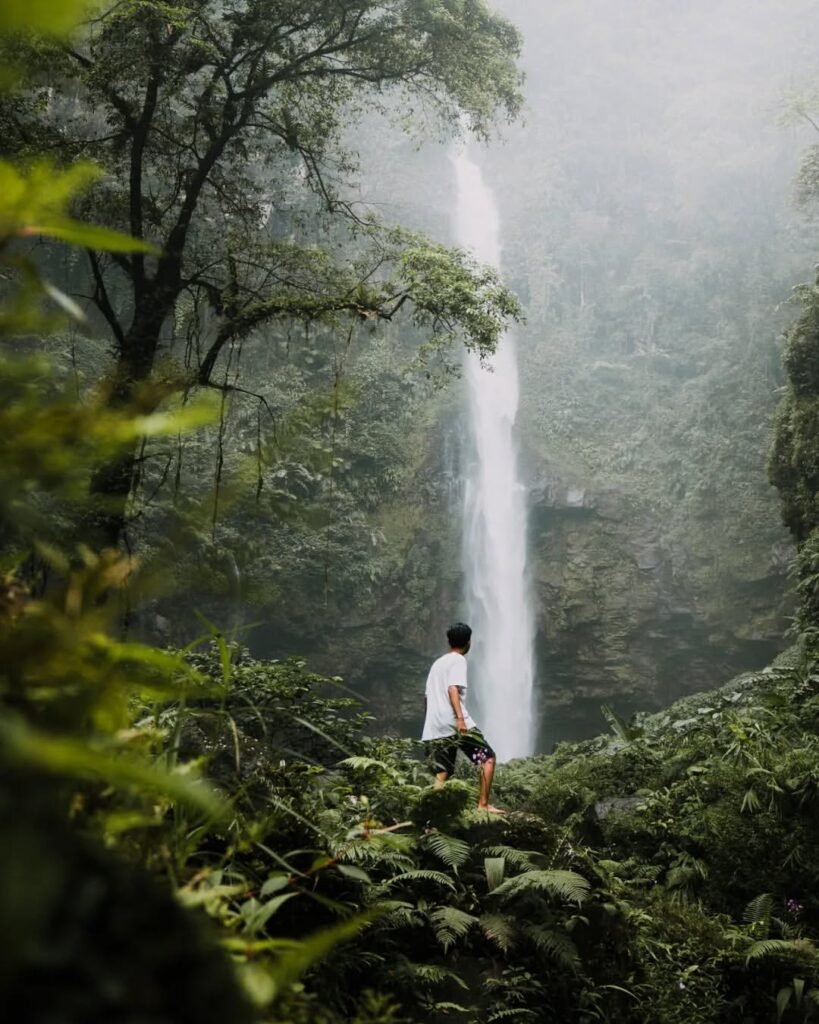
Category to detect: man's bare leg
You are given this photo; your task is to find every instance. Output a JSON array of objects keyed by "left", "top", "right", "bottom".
[{"left": 478, "top": 757, "right": 505, "bottom": 814}]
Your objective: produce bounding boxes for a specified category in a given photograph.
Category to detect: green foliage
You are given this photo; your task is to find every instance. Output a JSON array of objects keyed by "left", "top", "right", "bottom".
[
  {"left": 0, "top": 6, "right": 256, "bottom": 1020},
  {"left": 0, "top": 355, "right": 214, "bottom": 544},
  {"left": 396, "top": 234, "right": 523, "bottom": 365},
  {"left": 8, "top": 2, "right": 819, "bottom": 1022},
  {"left": 492, "top": 659, "right": 819, "bottom": 1022},
  {"left": 745, "top": 893, "right": 775, "bottom": 931},
  {"left": 0, "top": 0, "right": 526, "bottom": 555},
  {"left": 602, "top": 704, "right": 645, "bottom": 744},
  {"left": 10, "top": 568, "right": 819, "bottom": 1022},
  {"left": 411, "top": 778, "right": 473, "bottom": 828},
  {"left": 430, "top": 906, "right": 478, "bottom": 951},
  {"left": 0, "top": 160, "right": 158, "bottom": 252},
  {"left": 770, "top": 269, "right": 819, "bottom": 650},
  {"left": 0, "top": 0, "right": 97, "bottom": 35},
  {"left": 422, "top": 830, "right": 471, "bottom": 869},
  {"left": 491, "top": 869, "right": 590, "bottom": 904}
]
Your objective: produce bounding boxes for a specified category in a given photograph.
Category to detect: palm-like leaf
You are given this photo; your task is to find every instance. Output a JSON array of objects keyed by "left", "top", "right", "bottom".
[
  {"left": 487, "top": 1010, "right": 538, "bottom": 1022},
  {"left": 339, "top": 755, "right": 392, "bottom": 772},
  {"left": 521, "top": 923, "right": 580, "bottom": 968},
  {"left": 338, "top": 756, "right": 403, "bottom": 783},
  {"left": 430, "top": 906, "right": 478, "bottom": 951},
  {"left": 332, "top": 830, "right": 415, "bottom": 869},
  {"left": 743, "top": 892, "right": 773, "bottom": 927},
  {"left": 492, "top": 869, "right": 590, "bottom": 904},
  {"left": 408, "top": 963, "right": 469, "bottom": 990},
  {"left": 746, "top": 939, "right": 815, "bottom": 962},
  {"left": 423, "top": 830, "right": 471, "bottom": 868},
  {"left": 485, "top": 856, "right": 506, "bottom": 891},
  {"left": 480, "top": 913, "right": 516, "bottom": 953},
  {"left": 482, "top": 845, "right": 540, "bottom": 870},
  {"left": 379, "top": 870, "right": 457, "bottom": 892},
  {"left": 375, "top": 901, "right": 427, "bottom": 933}
]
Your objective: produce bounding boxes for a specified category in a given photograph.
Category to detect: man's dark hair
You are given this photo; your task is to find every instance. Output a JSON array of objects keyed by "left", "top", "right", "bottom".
[{"left": 447, "top": 622, "right": 472, "bottom": 649}]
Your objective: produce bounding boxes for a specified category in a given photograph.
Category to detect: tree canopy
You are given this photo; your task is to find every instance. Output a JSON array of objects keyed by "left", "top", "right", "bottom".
[{"left": 3, "top": 0, "right": 523, "bottom": 543}]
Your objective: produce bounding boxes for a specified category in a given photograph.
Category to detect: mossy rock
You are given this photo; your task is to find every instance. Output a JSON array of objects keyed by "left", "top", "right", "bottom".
[{"left": 408, "top": 779, "right": 472, "bottom": 828}]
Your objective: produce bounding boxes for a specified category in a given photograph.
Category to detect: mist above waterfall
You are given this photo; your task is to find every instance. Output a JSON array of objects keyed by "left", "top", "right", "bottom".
[{"left": 110, "top": 0, "right": 819, "bottom": 750}]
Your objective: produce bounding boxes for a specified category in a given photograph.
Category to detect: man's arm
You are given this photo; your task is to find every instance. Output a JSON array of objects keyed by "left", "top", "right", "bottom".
[{"left": 448, "top": 685, "right": 468, "bottom": 732}]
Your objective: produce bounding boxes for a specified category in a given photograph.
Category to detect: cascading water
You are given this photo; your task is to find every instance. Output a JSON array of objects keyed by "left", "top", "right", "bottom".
[{"left": 452, "top": 150, "right": 535, "bottom": 762}]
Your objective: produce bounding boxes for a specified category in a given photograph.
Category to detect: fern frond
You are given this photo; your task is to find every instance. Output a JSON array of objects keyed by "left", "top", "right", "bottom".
[
  {"left": 423, "top": 830, "right": 471, "bottom": 868},
  {"left": 480, "top": 913, "right": 516, "bottom": 953},
  {"left": 376, "top": 900, "right": 423, "bottom": 929},
  {"left": 409, "top": 962, "right": 469, "bottom": 990},
  {"left": 333, "top": 842, "right": 414, "bottom": 868},
  {"left": 492, "top": 869, "right": 590, "bottom": 904},
  {"left": 487, "top": 1010, "right": 538, "bottom": 1022},
  {"left": 521, "top": 924, "right": 580, "bottom": 968},
  {"left": 355, "top": 952, "right": 386, "bottom": 968},
  {"left": 666, "top": 866, "right": 693, "bottom": 890},
  {"left": 339, "top": 755, "right": 393, "bottom": 773},
  {"left": 430, "top": 906, "right": 478, "bottom": 951},
  {"left": 743, "top": 893, "right": 773, "bottom": 926},
  {"left": 482, "top": 845, "right": 540, "bottom": 870},
  {"left": 379, "top": 870, "right": 457, "bottom": 892},
  {"left": 332, "top": 830, "right": 415, "bottom": 868},
  {"left": 741, "top": 787, "right": 762, "bottom": 813},
  {"left": 746, "top": 939, "right": 813, "bottom": 962}
]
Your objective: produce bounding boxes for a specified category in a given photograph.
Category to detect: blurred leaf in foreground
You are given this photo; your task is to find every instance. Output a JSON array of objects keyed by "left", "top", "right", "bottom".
[{"left": 0, "top": 0, "right": 99, "bottom": 36}]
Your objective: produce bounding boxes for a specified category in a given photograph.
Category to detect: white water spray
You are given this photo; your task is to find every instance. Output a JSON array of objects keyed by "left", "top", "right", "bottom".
[{"left": 452, "top": 151, "right": 536, "bottom": 762}]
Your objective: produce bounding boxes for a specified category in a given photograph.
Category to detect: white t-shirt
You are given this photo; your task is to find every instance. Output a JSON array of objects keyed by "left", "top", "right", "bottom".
[{"left": 421, "top": 652, "right": 477, "bottom": 741}]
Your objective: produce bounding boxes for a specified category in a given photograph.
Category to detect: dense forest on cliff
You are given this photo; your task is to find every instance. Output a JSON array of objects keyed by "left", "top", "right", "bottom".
[{"left": 7, "top": 1, "right": 819, "bottom": 1022}]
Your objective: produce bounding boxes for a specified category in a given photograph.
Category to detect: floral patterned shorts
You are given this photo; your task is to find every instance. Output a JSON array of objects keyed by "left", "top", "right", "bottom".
[{"left": 426, "top": 729, "right": 496, "bottom": 776}]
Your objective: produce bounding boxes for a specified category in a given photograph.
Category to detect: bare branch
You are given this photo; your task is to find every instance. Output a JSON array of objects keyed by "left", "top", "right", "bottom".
[
  {"left": 87, "top": 250, "right": 125, "bottom": 346},
  {"left": 200, "top": 379, "right": 277, "bottom": 422}
]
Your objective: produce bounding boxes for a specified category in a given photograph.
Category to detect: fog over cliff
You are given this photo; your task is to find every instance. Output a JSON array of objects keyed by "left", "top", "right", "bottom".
[{"left": 323, "top": 0, "right": 819, "bottom": 748}]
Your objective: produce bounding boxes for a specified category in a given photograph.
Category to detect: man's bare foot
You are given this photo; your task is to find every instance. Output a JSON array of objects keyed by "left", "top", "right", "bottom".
[{"left": 478, "top": 804, "right": 506, "bottom": 815}]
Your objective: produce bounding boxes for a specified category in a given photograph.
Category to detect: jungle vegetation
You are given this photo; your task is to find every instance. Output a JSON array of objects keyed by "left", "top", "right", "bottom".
[{"left": 6, "top": 1, "right": 819, "bottom": 1023}]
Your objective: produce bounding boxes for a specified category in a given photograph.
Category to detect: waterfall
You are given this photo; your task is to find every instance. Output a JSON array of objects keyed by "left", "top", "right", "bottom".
[{"left": 452, "top": 151, "right": 535, "bottom": 762}]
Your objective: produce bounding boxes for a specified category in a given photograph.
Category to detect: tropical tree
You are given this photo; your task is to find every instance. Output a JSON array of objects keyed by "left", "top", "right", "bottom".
[{"left": 3, "top": 0, "right": 524, "bottom": 545}]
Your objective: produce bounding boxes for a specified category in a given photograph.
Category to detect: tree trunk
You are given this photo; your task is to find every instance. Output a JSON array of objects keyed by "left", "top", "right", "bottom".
[{"left": 88, "top": 303, "right": 169, "bottom": 548}]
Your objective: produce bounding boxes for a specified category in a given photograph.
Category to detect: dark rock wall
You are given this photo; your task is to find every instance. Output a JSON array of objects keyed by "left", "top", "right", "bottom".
[{"left": 524, "top": 456, "right": 788, "bottom": 748}]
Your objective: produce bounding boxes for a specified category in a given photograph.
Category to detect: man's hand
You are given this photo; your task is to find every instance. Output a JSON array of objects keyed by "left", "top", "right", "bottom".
[{"left": 455, "top": 716, "right": 468, "bottom": 733}]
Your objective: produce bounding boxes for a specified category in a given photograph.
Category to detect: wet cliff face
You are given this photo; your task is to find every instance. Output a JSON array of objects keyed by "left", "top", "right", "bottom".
[
  {"left": 525, "top": 457, "right": 790, "bottom": 749},
  {"left": 243, "top": 394, "right": 791, "bottom": 753}
]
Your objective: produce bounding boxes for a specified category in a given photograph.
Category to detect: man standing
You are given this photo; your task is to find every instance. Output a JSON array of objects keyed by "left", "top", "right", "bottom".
[{"left": 421, "top": 622, "right": 504, "bottom": 814}]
